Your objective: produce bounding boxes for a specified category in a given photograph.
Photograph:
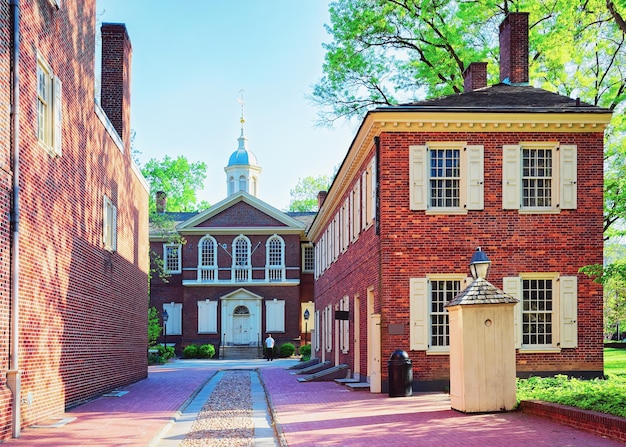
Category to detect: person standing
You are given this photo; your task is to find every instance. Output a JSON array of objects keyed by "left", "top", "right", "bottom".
[{"left": 265, "top": 334, "right": 275, "bottom": 361}]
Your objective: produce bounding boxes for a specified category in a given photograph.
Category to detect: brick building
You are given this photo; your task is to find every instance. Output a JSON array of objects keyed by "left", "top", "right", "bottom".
[
  {"left": 0, "top": 1, "right": 149, "bottom": 440},
  {"left": 307, "top": 13, "right": 612, "bottom": 392},
  {"left": 149, "top": 119, "right": 315, "bottom": 358}
]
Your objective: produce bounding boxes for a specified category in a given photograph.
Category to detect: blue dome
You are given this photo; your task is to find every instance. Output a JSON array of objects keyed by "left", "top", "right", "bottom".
[{"left": 228, "top": 147, "right": 258, "bottom": 167}]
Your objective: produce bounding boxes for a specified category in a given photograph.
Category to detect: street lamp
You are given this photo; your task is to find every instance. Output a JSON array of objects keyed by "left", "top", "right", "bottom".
[
  {"left": 162, "top": 309, "right": 169, "bottom": 352},
  {"left": 469, "top": 247, "right": 491, "bottom": 280},
  {"left": 303, "top": 308, "right": 310, "bottom": 345}
]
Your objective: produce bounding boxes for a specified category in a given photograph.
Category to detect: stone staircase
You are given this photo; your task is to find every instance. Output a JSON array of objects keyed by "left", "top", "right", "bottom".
[{"left": 220, "top": 345, "right": 262, "bottom": 360}]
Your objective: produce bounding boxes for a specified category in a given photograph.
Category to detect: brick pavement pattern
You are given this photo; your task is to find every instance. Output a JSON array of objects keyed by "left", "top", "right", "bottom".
[
  {"left": 0, "top": 360, "right": 624, "bottom": 447},
  {"left": 261, "top": 367, "right": 625, "bottom": 447}
]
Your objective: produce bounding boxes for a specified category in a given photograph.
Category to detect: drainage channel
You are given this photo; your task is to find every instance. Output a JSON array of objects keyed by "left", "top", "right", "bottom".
[{"left": 153, "top": 369, "right": 278, "bottom": 447}]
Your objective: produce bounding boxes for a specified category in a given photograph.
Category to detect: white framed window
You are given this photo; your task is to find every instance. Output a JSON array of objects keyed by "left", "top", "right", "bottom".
[
  {"left": 502, "top": 143, "right": 577, "bottom": 212},
  {"left": 266, "top": 235, "right": 285, "bottom": 281},
  {"left": 340, "top": 296, "right": 350, "bottom": 354},
  {"left": 352, "top": 183, "right": 361, "bottom": 241},
  {"left": 314, "top": 309, "right": 321, "bottom": 352},
  {"left": 410, "top": 275, "right": 469, "bottom": 351},
  {"left": 198, "top": 235, "right": 218, "bottom": 281},
  {"left": 324, "top": 305, "right": 333, "bottom": 352},
  {"left": 228, "top": 176, "right": 235, "bottom": 195},
  {"left": 197, "top": 299, "right": 218, "bottom": 334},
  {"left": 103, "top": 195, "right": 117, "bottom": 252},
  {"left": 410, "top": 143, "right": 484, "bottom": 213},
  {"left": 239, "top": 175, "right": 247, "bottom": 193},
  {"left": 503, "top": 274, "right": 578, "bottom": 350},
  {"left": 232, "top": 235, "right": 251, "bottom": 281},
  {"left": 163, "top": 243, "right": 182, "bottom": 274},
  {"left": 37, "top": 54, "right": 62, "bottom": 156},
  {"left": 163, "top": 302, "right": 182, "bottom": 336},
  {"left": 302, "top": 244, "right": 314, "bottom": 272},
  {"left": 265, "top": 299, "right": 285, "bottom": 332}
]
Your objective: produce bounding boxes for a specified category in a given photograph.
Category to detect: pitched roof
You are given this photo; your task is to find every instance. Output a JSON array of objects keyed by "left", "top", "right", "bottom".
[{"left": 385, "top": 83, "right": 611, "bottom": 114}]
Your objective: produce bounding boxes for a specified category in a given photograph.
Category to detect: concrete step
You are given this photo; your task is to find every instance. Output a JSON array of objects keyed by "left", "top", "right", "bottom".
[
  {"left": 292, "top": 361, "right": 332, "bottom": 375},
  {"left": 220, "top": 346, "right": 262, "bottom": 360},
  {"left": 287, "top": 358, "right": 320, "bottom": 370},
  {"left": 297, "top": 364, "right": 350, "bottom": 382}
]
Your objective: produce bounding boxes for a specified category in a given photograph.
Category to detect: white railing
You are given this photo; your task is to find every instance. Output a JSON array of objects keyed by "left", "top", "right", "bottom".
[
  {"left": 198, "top": 266, "right": 217, "bottom": 282},
  {"left": 266, "top": 266, "right": 285, "bottom": 282},
  {"left": 232, "top": 266, "right": 250, "bottom": 282}
]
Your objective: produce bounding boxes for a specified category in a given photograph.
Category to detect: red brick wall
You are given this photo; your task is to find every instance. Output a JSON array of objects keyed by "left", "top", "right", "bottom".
[
  {"left": 0, "top": 1, "right": 149, "bottom": 440},
  {"left": 313, "top": 128, "right": 604, "bottom": 388}
]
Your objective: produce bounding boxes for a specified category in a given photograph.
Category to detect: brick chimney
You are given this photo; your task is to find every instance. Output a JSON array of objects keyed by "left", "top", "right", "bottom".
[
  {"left": 499, "top": 12, "right": 529, "bottom": 84},
  {"left": 156, "top": 191, "right": 167, "bottom": 213},
  {"left": 463, "top": 62, "right": 488, "bottom": 92},
  {"left": 317, "top": 191, "right": 328, "bottom": 210},
  {"left": 101, "top": 23, "right": 132, "bottom": 142}
]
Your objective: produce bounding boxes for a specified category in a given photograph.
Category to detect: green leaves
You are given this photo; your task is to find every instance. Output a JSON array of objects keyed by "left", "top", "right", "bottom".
[
  {"left": 141, "top": 155, "right": 208, "bottom": 213},
  {"left": 289, "top": 174, "right": 334, "bottom": 212}
]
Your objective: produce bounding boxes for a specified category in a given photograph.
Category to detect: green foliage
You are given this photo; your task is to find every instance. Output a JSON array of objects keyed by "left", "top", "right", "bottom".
[
  {"left": 299, "top": 344, "right": 311, "bottom": 361},
  {"left": 516, "top": 348, "right": 626, "bottom": 418},
  {"left": 183, "top": 344, "right": 199, "bottom": 359},
  {"left": 279, "top": 342, "right": 296, "bottom": 358},
  {"left": 148, "top": 344, "right": 175, "bottom": 364},
  {"left": 289, "top": 174, "right": 334, "bottom": 212},
  {"left": 198, "top": 344, "right": 216, "bottom": 359},
  {"left": 141, "top": 155, "right": 208, "bottom": 212},
  {"left": 147, "top": 306, "right": 161, "bottom": 347}
]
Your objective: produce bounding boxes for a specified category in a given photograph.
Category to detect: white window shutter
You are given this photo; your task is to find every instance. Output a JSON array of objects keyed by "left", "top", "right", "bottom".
[
  {"left": 559, "top": 145, "right": 577, "bottom": 209},
  {"left": 503, "top": 277, "right": 522, "bottom": 348},
  {"left": 53, "top": 76, "right": 62, "bottom": 156},
  {"left": 465, "top": 145, "right": 484, "bottom": 210},
  {"left": 502, "top": 145, "right": 521, "bottom": 209},
  {"left": 409, "top": 278, "right": 429, "bottom": 350},
  {"left": 164, "top": 302, "right": 182, "bottom": 336},
  {"left": 409, "top": 146, "right": 428, "bottom": 210},
  {"left": 102, "top": 196, "right": 108, "bottom": 244},
  {"left": 370, "top": 156, "right": 377, "bottom": 221},
  {"left": 198, "top": 300, "right": 217, "bottom": 333},
  {"left": 559, "top": 276, "right": 578, "bottom": 348},
  {"left": 112, "top": 204, "right": 117, "bottom": 251},
  {"left": 266, "top": 300, "right": 285, "bottom": 332}
]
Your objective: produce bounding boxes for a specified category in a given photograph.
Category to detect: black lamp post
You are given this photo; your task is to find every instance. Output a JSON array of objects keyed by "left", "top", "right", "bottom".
[
  {"left": 303, "top": 308, "right": 310, "bottom": 345},
  {"left": 469, "top": 247, "right": 491, "bottom": 280},
  {"left": 162, "top": 309, "right": 169, "bottom": 352}
]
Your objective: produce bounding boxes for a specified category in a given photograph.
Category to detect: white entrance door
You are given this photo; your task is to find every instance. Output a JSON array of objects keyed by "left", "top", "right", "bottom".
[{"left": 233, "top": 306, "right": 251, "bottom": 345}]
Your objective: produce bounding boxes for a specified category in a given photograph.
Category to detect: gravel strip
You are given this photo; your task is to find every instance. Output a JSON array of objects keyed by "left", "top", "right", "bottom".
[{"left": 180, "top": 370, "right": 254, "bottom": 447}]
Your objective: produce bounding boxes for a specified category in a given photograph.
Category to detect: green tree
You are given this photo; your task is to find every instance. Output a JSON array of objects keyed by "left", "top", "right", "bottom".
[
  {"left": 141, "top": 155, "right": 209, "bottom": 212},
  {"left": 289, "top": 175, "right": 333, "bottom": 211},
  {"left": 147, "top": 306, "right": 161, "bottom": 347}
]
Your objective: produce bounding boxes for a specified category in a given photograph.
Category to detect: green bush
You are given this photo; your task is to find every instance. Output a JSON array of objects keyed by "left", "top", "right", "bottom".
[
  {"left": 183, "top": 344, "right": 199, "bottom": 359},
  {"left": 299, "top": 344, "right": 311, "bottom": 360},
  {"left": 198, "top": 344, "right": 215, "bottom": 359},
  {"left": 148, "top": 344, "right": 175, "bottom": 364},
  {"left": 279, "top": 342, "right": 295, "bottom": 358}
]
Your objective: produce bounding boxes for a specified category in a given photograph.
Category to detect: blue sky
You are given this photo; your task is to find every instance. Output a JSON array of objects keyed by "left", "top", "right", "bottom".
[{"left": 98, "top": 1, "right": 356, "bottom": 211}]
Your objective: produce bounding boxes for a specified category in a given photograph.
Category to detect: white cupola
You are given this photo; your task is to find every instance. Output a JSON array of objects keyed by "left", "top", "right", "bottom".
[{"left": 224, "top": 99, "right": 262, "bottom": 198}]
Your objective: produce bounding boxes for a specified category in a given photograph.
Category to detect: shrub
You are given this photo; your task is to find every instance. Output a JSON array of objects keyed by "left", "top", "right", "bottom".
[
  {"left": 183, "top": 344, "right": 199, "bottom": 359},
  {"left": 198, "top": 344, "right": 215, "bottom": 359},
  {"left": 299, "top": 344, "right": 311, "bottom": 360},
  {"left": 279, "top": 342, "right": 295, "bottom": 358}
]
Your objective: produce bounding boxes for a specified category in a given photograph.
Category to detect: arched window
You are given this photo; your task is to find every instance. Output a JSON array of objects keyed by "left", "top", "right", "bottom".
[
  {"left": 228, "top": 176, "right": 235, "bottom": 196},
  {"left": 239, "top": 175, "right": 247, "bottom": 193},
  {"left": 251, "top": 176, "right": 258, "bottom": 197},
  {"left": 266, "top": 235, "right": 285, "bottom": 282},
  {"left": 198, "top": 235, "right": 218, "bottom": 282},
  {"left": 232, "top": 235, "right": 251, "bottom": 282}
]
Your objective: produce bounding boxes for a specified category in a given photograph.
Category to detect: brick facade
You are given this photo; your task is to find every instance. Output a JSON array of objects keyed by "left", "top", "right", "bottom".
[
  {"left": 0, "top": 1, "right": 149, "bottom": 440},
  {"left": 149, "top": 193, "right": 314, "bottom": 356}
]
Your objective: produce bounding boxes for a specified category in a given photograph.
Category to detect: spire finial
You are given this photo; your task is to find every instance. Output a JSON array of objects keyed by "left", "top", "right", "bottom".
[{"left": 237, "top": 89, "right": 245, "bottom": 128}]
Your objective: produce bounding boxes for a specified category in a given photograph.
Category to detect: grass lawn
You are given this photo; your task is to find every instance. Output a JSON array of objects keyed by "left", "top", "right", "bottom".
[{"left": 516, "top": 347, "right": 626, "bottom": 418}]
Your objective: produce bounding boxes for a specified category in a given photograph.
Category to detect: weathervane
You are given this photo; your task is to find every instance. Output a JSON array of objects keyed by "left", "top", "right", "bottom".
[{"left": 237, "top": 89, "right": 245, "bottom": 126}]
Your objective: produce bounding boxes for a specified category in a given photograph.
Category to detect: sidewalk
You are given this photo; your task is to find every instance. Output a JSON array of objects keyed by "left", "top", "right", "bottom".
[{"left": 1, "top": 359, "right": 623, "bottom": 446}]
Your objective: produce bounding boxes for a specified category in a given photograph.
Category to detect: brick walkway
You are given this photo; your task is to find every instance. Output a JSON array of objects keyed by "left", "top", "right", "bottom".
[{"left": 1, "top": 359, "right": 624, "bottom": 446}]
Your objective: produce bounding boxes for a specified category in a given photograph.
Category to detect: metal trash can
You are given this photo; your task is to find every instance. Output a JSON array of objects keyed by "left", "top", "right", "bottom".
[{"left": 388, "top": 349, "right": 413, "bottom": 397}]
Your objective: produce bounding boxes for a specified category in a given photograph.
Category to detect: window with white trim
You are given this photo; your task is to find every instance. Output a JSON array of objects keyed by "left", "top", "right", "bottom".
[
  {"left": 502, "top": 143, "right": 577, "bottom": 211},
  {"left": 410, "top": 275, "right": 469, "bottom": 351},
  {"left": 410, "top": 143, "right": 484, "bottom": 212},
  {"left": 197, "top": 299, "right": 218, "bottom": 333},
  {"left": 265, "top": 299, "right": 285, "bottom": 332},
  {"left": 163, "top": 302, "right": 182, "bottom": 335},
  {"left": 340, "top": 296, "right": 350, "bottom": 353},
  {"left": 37, "top": 54, "right": 62, "bottom": 156},
  {"left": 302, "top": 244, "right": 314, "bottom": 272},
  {"left": 266, "top": 235, "right": 285, "bottom": 281},
  {"left": 314, "top": 309, "right": 321, "bottom": 352},
  {"left": 503, "top": 274, "right": 578, "bottom": 349},
  {"left": 232, "top": 235, "right": 251, "bottom": 281},
  {"left": 163, "top": 243, "right": 182, "bottom": 274},
  {"left": 103, "top": 195, "right": 117, "bottom": 252},
  {"left": 198, "top": 236, "right": 218, "bottom": 281}
]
